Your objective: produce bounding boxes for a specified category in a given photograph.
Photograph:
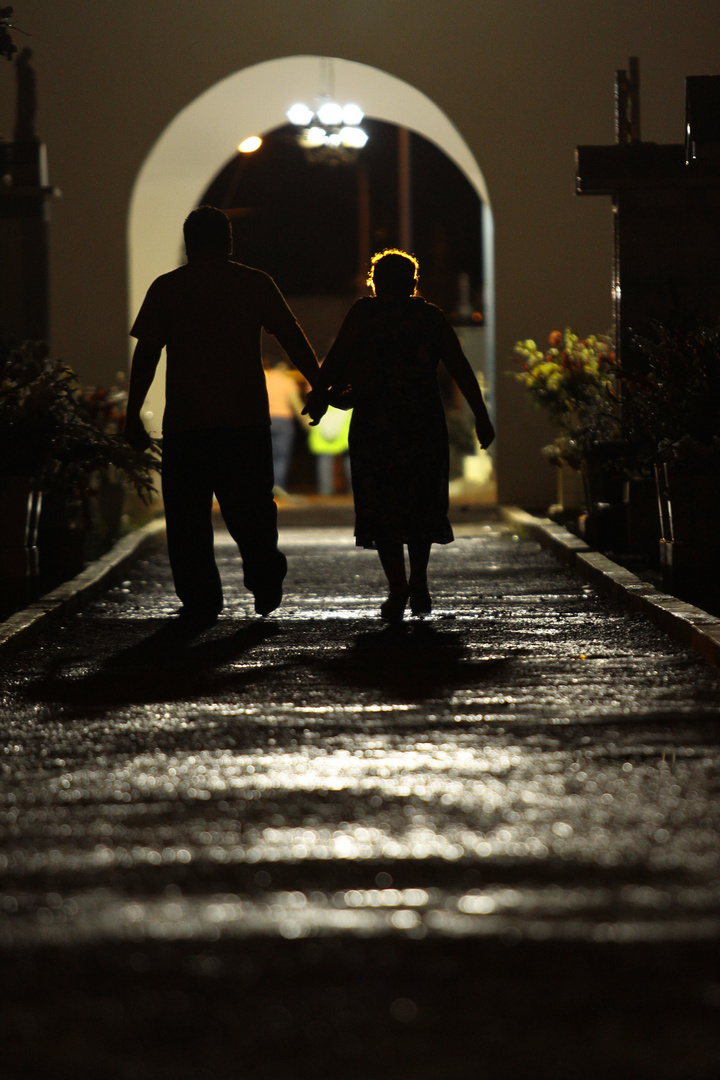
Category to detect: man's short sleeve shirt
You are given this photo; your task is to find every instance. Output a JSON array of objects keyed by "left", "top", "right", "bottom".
[{"left": 130, "top": 259, "right": 297, "bottom": 432}]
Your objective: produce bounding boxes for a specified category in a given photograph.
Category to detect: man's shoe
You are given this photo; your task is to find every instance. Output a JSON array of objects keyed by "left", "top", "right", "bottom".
[
  {"left": 254, "top": 584, "right": 283, "bottom": 616},
  {"left": 253, "top": 552, "right": 287, "bottom": 616},
  {"left": 176, "top": 606, "right": 220, "bottom": 631}
]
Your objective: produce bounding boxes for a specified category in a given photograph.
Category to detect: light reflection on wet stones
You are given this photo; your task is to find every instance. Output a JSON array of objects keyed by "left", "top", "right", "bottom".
[{"left": 0, "top": 525, "right": 719, "bottom": 969}]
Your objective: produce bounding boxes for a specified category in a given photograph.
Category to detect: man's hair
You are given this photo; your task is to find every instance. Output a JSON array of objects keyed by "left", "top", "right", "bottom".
[
  {"left": 183, "top": 205, "right": 232, "bottom": 257},
  {"left": 367, "top": 249, "right": 419, "bottom": 298}
]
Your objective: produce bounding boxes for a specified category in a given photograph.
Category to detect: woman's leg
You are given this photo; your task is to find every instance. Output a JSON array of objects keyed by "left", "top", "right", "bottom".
[
  {"left": 408, "top": 540, "right": 431, "bottom": 587},
  {"left": 376, "top": 541, "right": 409, "bottom": 622},
  {"left": 408, "top": 539, "right": 432, "bottom": 615}
]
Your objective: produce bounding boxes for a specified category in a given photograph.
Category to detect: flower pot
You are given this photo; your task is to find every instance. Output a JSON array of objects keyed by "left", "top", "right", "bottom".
[
  {"left": 84, "top": 474, "right": 126, "bottom": 560},
  {"left": 655, "top": 463, "right": 720, "bottom": 607},
  {"left": 557, "top": 463, "right": 585, "bottom": 512},
  {"left": 0, "top": 476, "right": 41, "bottom": 614},
  {"left": 579, "top": 441, "right": 629, "bottom": 553},
  {"left": 623, "top": 477, "right": 661, "bottom": 566},
  {"left": 37, "top": 490, "right": 87, "bottom": 592}
]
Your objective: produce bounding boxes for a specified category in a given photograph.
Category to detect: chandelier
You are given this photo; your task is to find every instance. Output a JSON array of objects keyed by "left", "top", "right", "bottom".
[{"left": 286, "top": 97, "right": 368, "bottom": 163}]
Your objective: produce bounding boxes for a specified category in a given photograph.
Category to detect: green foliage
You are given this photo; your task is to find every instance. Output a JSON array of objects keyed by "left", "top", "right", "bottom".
[
  {"left": 0, "top": 7, "right": 18, "bottom": 62},
  {"left": 620, "top": 322, "right": 720, "bottom": 471},
  {"left": 0, "top": 332, "right": 160, "bottom": 503}
]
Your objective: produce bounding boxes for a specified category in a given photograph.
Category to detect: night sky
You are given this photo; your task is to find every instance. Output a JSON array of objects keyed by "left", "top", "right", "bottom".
[{"left": 201, "top": 119, "right": 482, "bottom": 315}]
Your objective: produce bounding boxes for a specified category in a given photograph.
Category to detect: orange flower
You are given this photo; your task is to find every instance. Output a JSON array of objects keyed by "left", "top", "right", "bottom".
[{"left": 548, "top": 330, "right": 562, "bottom": 348}]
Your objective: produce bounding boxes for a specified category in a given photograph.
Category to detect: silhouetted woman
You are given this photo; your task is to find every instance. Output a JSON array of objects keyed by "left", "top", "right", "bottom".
[{"left": 305, "top": 249, "right": 495, "bottom": 622}]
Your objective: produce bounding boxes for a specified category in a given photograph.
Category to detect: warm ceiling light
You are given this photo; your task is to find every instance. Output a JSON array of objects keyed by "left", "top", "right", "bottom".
[
  {"left": 342, "top": 104, "right": 364, "bottom": 126},
  {"left": 317, "top": 101, "right": 343, "bottom": 127},
  {"left": 287, "top": 102, "right": 314, "bottom": 126},
  {"left": 238, "top": 135, "right": 262, "bottom": 153},
  {"left": 287, "top": 96, "right": 369, "bottom": 162},
  {"left": 303, "top": 126, "right": 328, "bottom": 147},
  {"left": 340, "top": 126, "right": 369, "bottom": 148}
]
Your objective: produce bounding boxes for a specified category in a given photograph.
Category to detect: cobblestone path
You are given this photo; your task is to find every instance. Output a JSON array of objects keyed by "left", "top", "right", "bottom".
[{"left": 2, "top": 524, "right": 720, "bottom": 1079}]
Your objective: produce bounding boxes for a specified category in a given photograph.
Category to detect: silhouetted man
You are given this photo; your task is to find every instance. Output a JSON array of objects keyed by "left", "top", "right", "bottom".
[{"left": 124, "top": 205, "right": 320, "bottom": 627}]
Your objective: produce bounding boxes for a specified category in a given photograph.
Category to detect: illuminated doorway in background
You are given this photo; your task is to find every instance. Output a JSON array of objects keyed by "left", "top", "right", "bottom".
[
  {"left": 198, "top": 117, "right": 488, "bottom": 493},
  {"left": 127, "top": 55, "right": 494, "bottom": 495}
]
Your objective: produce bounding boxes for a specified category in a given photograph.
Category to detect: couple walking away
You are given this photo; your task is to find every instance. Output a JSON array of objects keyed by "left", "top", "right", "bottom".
[{"left": 124, "top": 206, "right": 495, "bottom": 629}]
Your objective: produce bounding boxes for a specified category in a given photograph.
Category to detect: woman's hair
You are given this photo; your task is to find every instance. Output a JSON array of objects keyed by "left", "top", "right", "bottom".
[
  {"left": 183, "top": 205, "right": 232, "bottom": 257},
  {"left": 367, "top": 249, "right": 419, "bottom": 298}
]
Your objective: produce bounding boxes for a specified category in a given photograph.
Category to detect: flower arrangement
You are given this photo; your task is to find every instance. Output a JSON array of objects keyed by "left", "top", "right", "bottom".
[{"left": 512, "top": 329, "right": 618, "bottom": 468}]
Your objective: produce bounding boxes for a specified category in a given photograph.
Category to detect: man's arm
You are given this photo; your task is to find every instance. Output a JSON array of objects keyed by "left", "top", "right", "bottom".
[
  {"left": 124, "top": 338, "right": 162, "bottom": 450},
  {"left": 302, "top": 299, "right": 366, "bottom": 425},
  {"left": 272, "top": 318, "right": 320, "bottom": 387}
]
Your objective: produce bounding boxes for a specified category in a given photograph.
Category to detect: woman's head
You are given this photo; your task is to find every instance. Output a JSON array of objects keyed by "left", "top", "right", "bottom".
[{"left": 367, "top": 249, "right": 419, "bottom": 300}]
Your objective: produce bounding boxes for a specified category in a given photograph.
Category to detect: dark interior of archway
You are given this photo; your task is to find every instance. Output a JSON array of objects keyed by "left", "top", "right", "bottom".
[
  {"left": 200, "top": 119, "right": 482, "bottom": 316},
  {"left": 198, "top": 119, "right": 484, "bottom": 493}
]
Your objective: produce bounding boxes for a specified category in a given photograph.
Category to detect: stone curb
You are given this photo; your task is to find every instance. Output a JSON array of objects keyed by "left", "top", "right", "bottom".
[
  {"left": 0, "top": 517, "right": 167, "bottom": 656},
  {"left": 5, "top": 508, "right": 720, "bottom": 671},
  {"left": 500, "top": 506, "right": 720, "bottom": 670}
]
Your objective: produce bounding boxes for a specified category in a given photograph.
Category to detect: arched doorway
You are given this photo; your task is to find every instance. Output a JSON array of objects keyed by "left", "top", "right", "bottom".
[{"left": 127, "top": 55, "right": 494, "bottom": 450}]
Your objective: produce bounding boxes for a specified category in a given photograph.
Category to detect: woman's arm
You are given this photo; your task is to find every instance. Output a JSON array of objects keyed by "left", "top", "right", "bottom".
[
  {"left": 438, "top": 318, "right": 495, "bottom": 449},
  {"left": 289, "top": 382, "right": 312, "bottom": 429},
  {"left": 304, "top": 299, "right": 366, "bottom": 425}
]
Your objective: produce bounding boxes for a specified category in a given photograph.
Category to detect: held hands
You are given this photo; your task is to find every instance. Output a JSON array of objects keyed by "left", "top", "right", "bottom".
[
  {"left": 302, "top": 387, "right": 329, "bottom": 427},
  {"left": 475, "top": 412, "right": 495, "bottom": 450}
]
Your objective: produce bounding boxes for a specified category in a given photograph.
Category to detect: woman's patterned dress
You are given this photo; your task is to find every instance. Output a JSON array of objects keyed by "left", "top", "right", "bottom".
[{"left": 321, "top": 295, "right": 455, "bottom": 549}]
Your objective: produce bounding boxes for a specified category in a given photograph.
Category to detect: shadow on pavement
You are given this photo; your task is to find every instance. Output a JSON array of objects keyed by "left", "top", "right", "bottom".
[
  {"left": 22, "top": 618, "right": 284, "bottom": 710},
  {"left": 317, "top": 622, "right": 510, "bottom": 702},
  {"left": 21, "top": 617, "right": 511, "bottom": 714}
]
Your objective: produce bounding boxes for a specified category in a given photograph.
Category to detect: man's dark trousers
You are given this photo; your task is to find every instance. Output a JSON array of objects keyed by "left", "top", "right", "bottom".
[{"left": 161, "top": 426, "right": 285, "bottom": 615}]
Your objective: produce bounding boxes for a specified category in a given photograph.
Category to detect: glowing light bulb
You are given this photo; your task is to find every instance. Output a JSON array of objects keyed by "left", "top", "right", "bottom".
[
  {"left": 317, "top": 101, "right": 343, "bottom": 127},
  {"left": 340, "top": 126, "right": 368, "bottom": 148},
  {"left": 342, "top": 104, "right": 364, "bottom": 126},
  {"left": 238, "top": 135, "right": 262, "bottom": 154},
  {"left": 287, "top": 103, "right": 314, "bottom": 126},
  {"left": 304, "top": 126, "right": 327, "bottom": 147}
]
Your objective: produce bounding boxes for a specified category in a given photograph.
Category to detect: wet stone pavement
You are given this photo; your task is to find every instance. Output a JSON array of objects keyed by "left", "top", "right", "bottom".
[{"left": 2, "top": 522, "right": 720, "bottom": 1079}]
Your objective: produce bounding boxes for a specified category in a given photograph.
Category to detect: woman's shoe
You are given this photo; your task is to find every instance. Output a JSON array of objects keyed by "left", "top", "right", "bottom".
[
  {"left": 410, "top": 585, "right": 432, "bottom": 616},
  {"left": 380, "top": 586, "right": 410, "bottom": 623}
]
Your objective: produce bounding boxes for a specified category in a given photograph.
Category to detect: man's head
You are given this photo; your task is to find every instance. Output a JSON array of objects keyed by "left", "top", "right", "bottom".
[{"left": 183, "top": 205, "right": 232, "bottom": 259}]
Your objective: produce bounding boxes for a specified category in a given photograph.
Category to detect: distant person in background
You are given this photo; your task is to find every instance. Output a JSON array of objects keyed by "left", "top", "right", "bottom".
[
  {"left": 264, "top": 357, "right": 308, "bottom": 496},
  {"left": 124, "top": 205, "right": 319, "bottom": 627},
  {"left": 308, "top": 404, "right": 352, "bottom": 496},
  {"left": 304, "top": 248, "right": 494, "bottom": 623}
]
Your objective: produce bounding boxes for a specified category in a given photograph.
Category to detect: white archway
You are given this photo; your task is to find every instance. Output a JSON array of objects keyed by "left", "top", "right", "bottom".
[{"left": 128, "top": 55, "right": 494, "bottom": 437}]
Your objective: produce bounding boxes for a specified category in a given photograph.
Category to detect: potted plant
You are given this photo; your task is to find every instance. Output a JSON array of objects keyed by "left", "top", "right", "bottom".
[
  {"left": 511, "top": 329, "right": 619, "bottom": 523},
  {"left": 0, "top": 332, "right": 159, "bottom": 610},
  {"left": 619, "top": 322, "right": 720, "bottom": 603}
]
